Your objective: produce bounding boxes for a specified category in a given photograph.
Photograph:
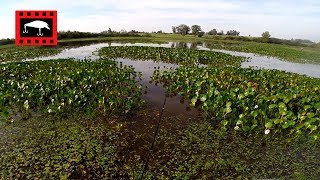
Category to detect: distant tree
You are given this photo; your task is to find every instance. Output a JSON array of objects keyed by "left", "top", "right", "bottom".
[
  {"left": 157, "top": 30, "right": 163, "bottom": 33},
  {"left": 217, "top": 30, "right": 224, "bottom": 35},
  {"left": 197, "top": 31, "right": 205, "bottom": 37},
  {"left": 261, "top": 31, "right": 271, "bottom": 42},
  {"left": 0, "top": 38, "right": 14, "bottom": 45},
  {"left": 290, "top": 39, "right": 315, "bottom": 45},
  {"left": 108, "top": 28, "right": 112, "bottom": 33},
  {"left": 191, "top": 25, "right": 202, "bottom": 35},
  {"left": 172, "top": 26, "right": 177, "bottom": 34},
  {"left": 176, "top": 24, "right": 190, "bottom": 36},
  {"left": 226, "top": 30, "right": 240, "bottom": 36},
  {"left": 58, "top": 30, "right": 143, "bottom": 40},
  {"left": 207, "top": 29, "right": 217, "bottom": 35}
]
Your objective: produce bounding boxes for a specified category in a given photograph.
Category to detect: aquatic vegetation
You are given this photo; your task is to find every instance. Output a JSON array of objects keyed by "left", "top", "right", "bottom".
[
  {"left": 148, "top": 121, "right": 320, "bottom": 179},
  {"left": 0, "top": 46, "right": 62, "bottom": 63},
  {"left": 0, "top": 116, "right": 124, "bottom": 179},
  {"left": 205, "top": 41, "right": 320, "bottom": 64},
  {"left": 0, "top": 41, "right": 319, "bottom": 178},
  {"left": 1, "top": 112, "right": 319, "bottom": 179},
  {"left": 99, "top": 46, "right": 245, "bottom": 67},
  {"left": 0, "top": 59, "right": 144, "bottom": 121},
  {"left": 152, "top": 67, "right": 320, "bottom": 139}
]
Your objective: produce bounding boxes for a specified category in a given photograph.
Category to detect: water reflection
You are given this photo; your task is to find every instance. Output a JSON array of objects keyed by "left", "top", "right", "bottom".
[
  {"left": 116, "top": 58, "right": 198, "bottom": 117},
  {"left": 60, "top": 40, "right": 204, "bottom": 50},
  {"left": 58, "top": 39, "right": 165, "bottom": 48},
  {"left": 169, "top": 42, "right": 204, "bottom": 49}
]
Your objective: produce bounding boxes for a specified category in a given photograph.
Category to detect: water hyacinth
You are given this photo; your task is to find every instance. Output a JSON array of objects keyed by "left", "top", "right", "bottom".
[
  {"left": 0, "top": 59, "right": 144, "bottom": 118},
  {"left": 152, "top": 66, "right": 320, "bottom": 137},
  {"left": 99, "top": 46, "right": 246, "bottom": 68},
  {"left": 0, "top": 46, "right": 61, "bottom": 63}
]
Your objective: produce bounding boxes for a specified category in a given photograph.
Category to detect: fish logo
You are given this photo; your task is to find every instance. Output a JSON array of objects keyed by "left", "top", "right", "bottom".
[
  {"left": 23, "top": 20, "right": 50, "bottom": 36},
  {"left": 15, "top": 10, "right": 57, "bottom": 46}
]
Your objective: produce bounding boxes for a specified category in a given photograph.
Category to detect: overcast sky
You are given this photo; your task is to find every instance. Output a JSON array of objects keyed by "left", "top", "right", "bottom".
[{"left": 0, "top": 0, "right": 319, "bottom": 42}]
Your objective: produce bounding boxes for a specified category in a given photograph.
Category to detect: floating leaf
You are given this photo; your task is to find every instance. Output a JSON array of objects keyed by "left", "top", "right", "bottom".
[
  {"left": 226, "top": 102, "right": 232, "bottom": 107},
  {"left": 268, "top": 104, "right": 277, "bottom": 109},
  {"left": 221, "top": 120, "right": 228, "bottom": 126},
  {"left": 200, "top": 95, "right": 207, "bottom": 102},
  {"left": 190, "top": 97, "right": 197, "bottom": 107},
  {"left": 225, "top": 107, "right": 232, "bottom": 114},
  {"left": 265, "top": 122, "right": 273, "bottom": 129}
]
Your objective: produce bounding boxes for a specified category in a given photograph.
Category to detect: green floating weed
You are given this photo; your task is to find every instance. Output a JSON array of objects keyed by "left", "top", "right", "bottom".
[
  {"left": 0, "top": 59, "right": 144, "bottom": 121},
  {"left": 99, "top": 46, "right": 246, "bottom": 67},
  {"left": 0, "top": 46, "right": 62, "bottom": 63},
  {"left": 152, "top": 66, "right": 320, "bottom": 139}
]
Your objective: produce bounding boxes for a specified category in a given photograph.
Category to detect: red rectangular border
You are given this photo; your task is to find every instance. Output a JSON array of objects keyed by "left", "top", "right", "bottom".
[{"left": 15, "top": 10, "right": 57, "bottom": 46}]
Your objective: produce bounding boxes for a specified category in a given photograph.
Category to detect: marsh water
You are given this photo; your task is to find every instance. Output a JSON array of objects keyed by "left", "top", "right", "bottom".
[
  {"left": 27, "top": 41, "right": 320, "bottom": 117},
  {"left": 31, "top": 41, "right": 320, "bottom": 78}
]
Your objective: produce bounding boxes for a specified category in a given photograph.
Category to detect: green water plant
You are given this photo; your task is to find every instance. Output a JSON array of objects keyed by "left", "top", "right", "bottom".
[
  {"left": 0, "top": 59, "right": 144, "bottom": 121},
  {"left": 99, "top": 46, "right": 245, "bottom": 67},
  {"left": 152, "top": 66, "right": 320, "bottom": 139},
  {"left": 0, "top": 116, "right": 124, "bottom": 179},
  {"left": 0, "top": 46, "right": 62, "bottom": 63}
]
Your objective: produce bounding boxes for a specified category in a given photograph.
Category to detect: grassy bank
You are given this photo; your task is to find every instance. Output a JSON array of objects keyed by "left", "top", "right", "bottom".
[
  {"left": 204, "top": 40, "right": 320, "bottom": 64},
  {"left": 151, "top": 34, "right": 320, "bottom": 64},
  {"left": 1, "top": 34, "right": 319, "bottom": 63}
]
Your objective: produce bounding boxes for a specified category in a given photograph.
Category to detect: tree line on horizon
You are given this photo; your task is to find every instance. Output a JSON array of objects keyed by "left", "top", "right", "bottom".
[
  {"left": 0, "top": 26, "right": 318, "bottom": 47},
  {"left": 0, "top": 29, "right": 147, "bottom": 45},
  {"left": 170, "top": 24, "right": 316, "bottom": 46},
  {"left": 57, "top": 28, "right": 147, "bottom": 39},
  {"left": 172, "top": 24, "right": 240, "bottom": 37}
]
